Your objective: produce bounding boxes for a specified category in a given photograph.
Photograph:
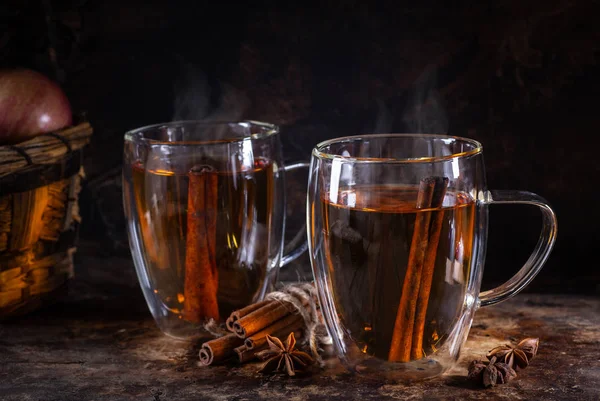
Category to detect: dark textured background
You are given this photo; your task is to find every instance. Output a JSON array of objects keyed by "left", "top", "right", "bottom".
[{"left": 2, "top": 0, "right": 598, "bottom": 295}]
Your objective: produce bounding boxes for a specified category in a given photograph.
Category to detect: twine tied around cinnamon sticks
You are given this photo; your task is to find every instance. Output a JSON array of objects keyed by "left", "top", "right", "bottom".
[
  {"left": 265, "top": 282, "right": 326, "bottom": 365},
  {"left": 199, "top": 282, "right": 330, "bottom": 367}
]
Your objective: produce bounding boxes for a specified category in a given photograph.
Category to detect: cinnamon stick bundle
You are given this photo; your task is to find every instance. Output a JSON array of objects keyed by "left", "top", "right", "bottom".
[
  {"left": 199, "top": 333, "right": 245, "bottom": 365},
  {"left": 244, "top": 313, "right": 304, "bottom": 350},
  {"left": 183, "top": 165, "right": 220, "bottom": 323},
  {"left": 388, "top": 176, "right": 448, "bottom": 362},
  {"left": 234, "top": 344, "right": 267, "bottom": 363},
  {"left": 233, "top": 298, "right": 306, "bottom": 338},
  {"left": 226, "top": 300, "right": 271, "bottom": 332},
  {"left": 199, "top": 289, "right": 314, "bottom": 366},
  {"left": 235, "top": 327, "right": 303, "bottom": 363}
]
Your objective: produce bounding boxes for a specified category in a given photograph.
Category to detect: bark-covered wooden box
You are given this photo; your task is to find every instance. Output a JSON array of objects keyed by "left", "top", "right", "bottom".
[{"left": 0, "top": 121, "right": 93, "bottom": 319}]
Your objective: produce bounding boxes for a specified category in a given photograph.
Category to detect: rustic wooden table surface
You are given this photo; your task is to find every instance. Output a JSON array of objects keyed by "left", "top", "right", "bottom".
[{"left": 1, "top": 241, "right": 598, "bottom": 401}]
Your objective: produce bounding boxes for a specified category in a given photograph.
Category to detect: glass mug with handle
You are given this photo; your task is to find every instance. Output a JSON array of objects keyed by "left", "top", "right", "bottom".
[
  {"left": 123, "top": 121, "right": 308, "bottom": 340},
  {"left": 307, "top": 134, "right": 557, "bottom": 381}
]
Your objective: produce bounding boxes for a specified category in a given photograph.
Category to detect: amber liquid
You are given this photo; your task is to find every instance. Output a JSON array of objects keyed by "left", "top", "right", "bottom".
[
  {"left": 131, "top": 158, "right": 274, "bottom": 320},
  {"left": 322, "top": 185, "right": 476, "bottom": 360}
]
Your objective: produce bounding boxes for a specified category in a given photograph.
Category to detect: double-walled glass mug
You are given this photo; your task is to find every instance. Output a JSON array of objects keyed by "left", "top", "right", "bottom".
[
  {"left": 307, "top": 134, "right": 557, "bottom": 381},
  {"left": 123, "top": 121, "right": 308, "bottom": 340}
]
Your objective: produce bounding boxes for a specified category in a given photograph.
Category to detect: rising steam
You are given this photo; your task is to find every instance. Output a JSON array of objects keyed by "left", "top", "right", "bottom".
[
  {"left": 171, "top": 56, "right": 249, "bottom": 123},
  {"left": 402, "top": 67, "right": 448, "bottom": 134}
]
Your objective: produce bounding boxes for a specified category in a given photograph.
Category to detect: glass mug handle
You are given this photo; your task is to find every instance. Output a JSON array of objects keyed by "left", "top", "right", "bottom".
[
  {"left": 478, "top": 190, "right": 558, "bottom": 307},
  {"left": 280, "top": 162, "right": 311, "bottom": 266}
]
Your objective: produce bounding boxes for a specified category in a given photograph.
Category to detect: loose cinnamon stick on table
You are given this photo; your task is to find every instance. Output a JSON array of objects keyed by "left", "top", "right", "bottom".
[
  {"left": 199, "top": 333, "right": 245, "bottom": 366},
  {"left": 411, "top": 177, "right": 449, "bottom": 360},
  {"left": 183, "top": 165, "right": 220, "bottom": 323},
  {"left": 388, "top": 177, "right": 445, "bottom": 362}
]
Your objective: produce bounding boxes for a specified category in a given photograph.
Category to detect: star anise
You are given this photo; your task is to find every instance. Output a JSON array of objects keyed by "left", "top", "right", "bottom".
[
  {"left": 516, "top": 337, "right": 540, "bottom": 360},
  {"left": 468, "top": 356, "right": 518, "bottom": 388},
  {"left": 487, "top": 337, "right": 539, "bottom": 370},
  {"left": 256, "top": 332, "right": 314, "bottom": 376}
]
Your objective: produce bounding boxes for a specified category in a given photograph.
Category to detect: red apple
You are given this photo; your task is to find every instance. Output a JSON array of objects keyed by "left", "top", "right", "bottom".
[{"left": 0, "top": 68, "right": 72, "bottom": 145}]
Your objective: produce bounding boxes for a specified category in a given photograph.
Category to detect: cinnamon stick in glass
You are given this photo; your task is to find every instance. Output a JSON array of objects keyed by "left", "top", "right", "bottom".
[
  {"left": 411, "top": 177, "right": 448, "bottom": 360},
  {"left": 199, "top": 333, "right": 244, "bottom": 365},
  {"left": 183, "top": 165, "right": 220, "bottom": 323},
  {"left": 388, "top": 177, "right": 436, "bottom": 362}
]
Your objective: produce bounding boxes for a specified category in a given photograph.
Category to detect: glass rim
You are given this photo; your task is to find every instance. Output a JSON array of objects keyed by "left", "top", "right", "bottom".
[
  {"left": 312, "top": 133, "right": 483, "bottom": 163},
  {"left": 124, "top": 120, "right": 279, "bottom": 145}
]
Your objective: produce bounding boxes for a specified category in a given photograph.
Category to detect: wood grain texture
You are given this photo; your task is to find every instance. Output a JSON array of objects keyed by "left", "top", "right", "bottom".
[{"left": 0, "top": 241, "right": 598, "bottom": 401}]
